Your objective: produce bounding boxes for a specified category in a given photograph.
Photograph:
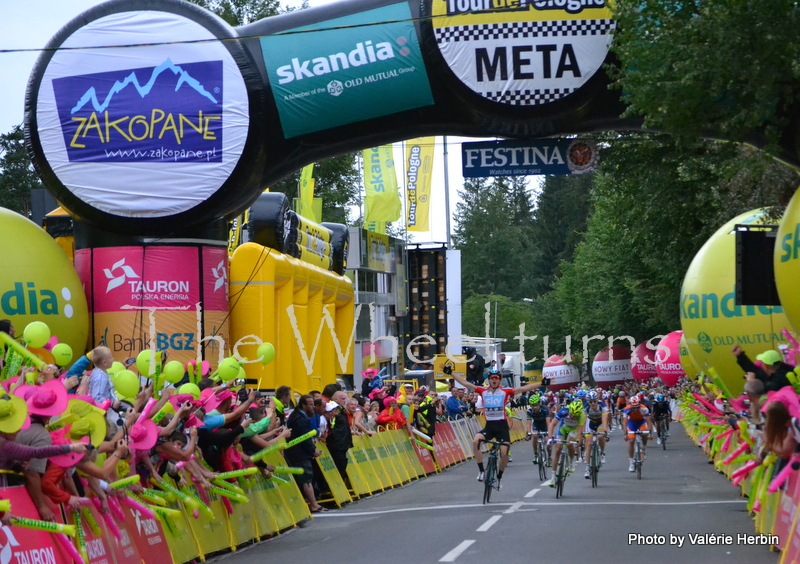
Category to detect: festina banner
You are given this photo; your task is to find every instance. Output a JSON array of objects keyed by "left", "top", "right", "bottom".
[
  {"left": 363, "top": 145, "right": 401, "bottom": 224},
  {"left": 405, "top": 137, "right": 435, "bottom": 232},
  {"left": 462, "top": 139, "right": 598, "bottom": 177}
]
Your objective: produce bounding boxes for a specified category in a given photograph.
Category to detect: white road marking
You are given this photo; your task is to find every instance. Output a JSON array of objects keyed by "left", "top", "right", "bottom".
[
  {"left": 504, "top": 501, "right": 524, "bottom": 514},
  {"left": 540, "top": 480, "right": 552, "bottom": 487},
  {"left": 476, "top": 515, "right": 502, "bottom": 532},
  {"left": 439, "top": 540, "right": 475, "bottom": 562},
  {"left": 524, "top": 488, "right": 541, "bottom": 498},
  {"left": 311, "top": 499, "right": 746, "bottom": 518}
]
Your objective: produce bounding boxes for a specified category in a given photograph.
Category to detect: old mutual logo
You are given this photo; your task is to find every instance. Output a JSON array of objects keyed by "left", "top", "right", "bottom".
[{"left": 52, "top": 59, "right": 223, "bottom": 163}]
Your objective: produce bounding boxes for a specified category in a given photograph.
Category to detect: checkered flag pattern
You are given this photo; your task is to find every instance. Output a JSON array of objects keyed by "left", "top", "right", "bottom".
[
  {"left": 486, "top": 88, "right": 575, "bottom": 105},
  {"left": 434, "top": 19, "right": 616, "bottom": 43}
]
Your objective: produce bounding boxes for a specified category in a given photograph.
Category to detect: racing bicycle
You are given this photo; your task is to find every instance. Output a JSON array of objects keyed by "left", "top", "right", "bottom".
[{"left": 480, "top": 439, "right": 506, "bottom": 504}]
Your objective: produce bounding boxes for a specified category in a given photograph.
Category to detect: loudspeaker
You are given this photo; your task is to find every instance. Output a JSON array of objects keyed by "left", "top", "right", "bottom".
[{"left": 735, "top": 224, "right": 780, "bottom": 306}]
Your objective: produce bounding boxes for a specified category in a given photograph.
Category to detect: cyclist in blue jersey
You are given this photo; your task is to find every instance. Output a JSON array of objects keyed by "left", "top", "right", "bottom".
[{"left": 451, "top": 368, "right": 544, "bottom": 490}]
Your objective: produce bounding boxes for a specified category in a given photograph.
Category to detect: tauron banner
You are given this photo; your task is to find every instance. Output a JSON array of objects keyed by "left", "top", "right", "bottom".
[
  {"left": 405, "top": 137, "right": 435, "bottom": 232},
  {"left": 363, "top": 145, "right": 402, "bottom": 224},
  {"left": 431, "top": 0, "right": 615, "bottom": 105},
  {"left": 260, "top": 2, "right": 434, "bottom": 138},
  {"left": 462, "top": 138, "right": 598, "bottom": 177}
]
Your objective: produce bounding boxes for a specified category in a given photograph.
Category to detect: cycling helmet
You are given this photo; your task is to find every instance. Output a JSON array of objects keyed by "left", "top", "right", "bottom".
[
  {"left": 587, "top": 391, "right": 599, "bottom": 401},
  {"left": 528, "top": 394, "right": 541, "bottom": 406},
  {"left": 489, "top": 367, "right": 501, "bottom": 376},
  {"left": 568, "top": 401, "right": 583, "bottom": 416},
  {"left": 656, "top": 393, "right": 665, "bottom": 402},
  {"left": 576, "top": 390, "right": 587, "bottom": 398},
  {"left": 630, "top": 396, "right": 641, "bottom": 407},
  {"left": 619, "top": 391, "right": 626, "bottom": 397}
]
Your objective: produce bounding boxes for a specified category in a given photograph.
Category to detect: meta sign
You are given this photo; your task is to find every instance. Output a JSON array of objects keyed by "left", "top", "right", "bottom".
[{"left": 461, "top": 138, "right": 598, "bottom": 177}]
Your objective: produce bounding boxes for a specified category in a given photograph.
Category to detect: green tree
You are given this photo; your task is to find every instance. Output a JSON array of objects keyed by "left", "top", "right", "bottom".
[
  {"left": 453, "top": 176, "right": 539, "bottom": 300},
  {"left": 0, "top": 125, "right": 42, "bottom": 216},
  {"left": 461, "top": 293, "right": 537, "bottom": 352},
  {"left": 610, "top": 0, "right": 800, "bottom": 160},
  {"left": 528, "top": 174, "right": 593, "bottom": 296},
  {"left": 531, "top": 134, "right": 797, "bottom": 353},
  {"left": 189, "top": 0, "right": 289, "bottom": 25}
]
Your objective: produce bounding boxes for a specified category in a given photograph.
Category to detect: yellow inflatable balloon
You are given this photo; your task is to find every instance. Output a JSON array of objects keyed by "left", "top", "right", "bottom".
[
  {"left": 0, "top": 208, "right": 89, "bottom": 358},
  {"left": 113, "top": 370, "right": 140, "bottom": 400},
  {"left": 23, "top": 321, "right": 50, "bottom": 349},
  {"left": 136, "top": 350, "right": 153, "bottom": 376},
  {"left": 178, "top": 383, "right": 201, "bottom": 400},
  {"left": 681, "top": 209, "right": 794, "bottom": 396},
  {"left": 162, "top": 361, "right": 185, "bottom": 384},
  {"left": 257, "top": 342, "right": 276, "bottom": 365},
  {"left": 217, "top": 357, "right": 240, "bottom": 382},
  {"left": 774, "top": 188, "right": 800, "bottom": 338},
  {"left": 51, "top": 343, "right": 73, "bottom": 366},
  {"left": 678, "top": 335, "right": 700, "bottom": 380},
  {"left": 108, "top": 361, "right": 125, "bottom": 376}
]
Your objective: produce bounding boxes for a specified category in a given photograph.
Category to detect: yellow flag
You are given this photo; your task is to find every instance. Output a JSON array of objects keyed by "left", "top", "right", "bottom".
[
  {"left": 405, "top": 137, "right": 435, "bottom": 232},
  {"left": 298, "top": 164, "right": 316, "bottom": 221},
  {"left": 363, "top": 145, "right": 401, "bottom": 224},
  {"left": 365, "top": 221, "right": 386, "bottom": 234}
]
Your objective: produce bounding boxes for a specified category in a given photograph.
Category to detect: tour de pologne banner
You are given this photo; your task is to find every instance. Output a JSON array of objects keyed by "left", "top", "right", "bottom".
[
  {"left": 461, "top": 138, "right": 598, "bottom": 177},
  {"left": 405, "top": 137, "right": 434, "bottom": 232}
]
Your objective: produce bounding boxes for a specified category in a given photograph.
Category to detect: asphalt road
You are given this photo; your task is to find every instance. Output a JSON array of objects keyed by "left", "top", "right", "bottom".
[{"left": 214, "top": 423, "right": 778, "bottom": 564}]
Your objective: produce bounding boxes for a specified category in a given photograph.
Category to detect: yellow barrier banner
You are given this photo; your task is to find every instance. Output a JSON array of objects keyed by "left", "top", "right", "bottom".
[
  {"left": 381, "top": 431, "right": 411, "bottom": 483},
  {"left": 363, "top": 436, "right": 391, "bottom": 490},
  {"left": 375, "top": 433, "right": 403, "bottom": 486},
  {"left": 313, "top": 443, "right": 353, "bottom": 507},
  {"left": 226, "top": 490, "right": 256, "bottom": 548},
  {"left": 184, "top": 488, "right": 232, "bottom": 556},
  {"left": 347, "top": 436, "right": 377, "bottom": 496},
  {"left": 159, "top": 497, "right": 201, "bottom": 564},
  {"left": 264, "top": 452, "right": 313, "bottom": 523},
  {"left": 244, "top": 475, "right": 281, "bottom": 538}
]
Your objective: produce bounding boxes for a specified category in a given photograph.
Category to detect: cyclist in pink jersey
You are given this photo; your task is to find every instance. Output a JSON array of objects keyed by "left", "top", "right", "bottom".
[{"left": 451, "top": 368, "right": 545, "bottom": 489}]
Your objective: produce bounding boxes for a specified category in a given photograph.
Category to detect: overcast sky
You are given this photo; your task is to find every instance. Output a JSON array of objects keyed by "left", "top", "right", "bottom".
[{"left": 0, "top": 0, "right": 537, "bottom": 244}]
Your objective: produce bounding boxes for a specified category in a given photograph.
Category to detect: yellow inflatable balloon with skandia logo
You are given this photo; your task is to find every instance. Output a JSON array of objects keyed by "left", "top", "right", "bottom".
[
  {"left": 0, "top": 208, "right": 88, "bottom": 359},
  {"left": 678, "top": 334, "right": 700, "bottom": 380},
  {"left": 681, "top": 209, "right": 794, "bottom": 397},
  {"left": 774, "top": 188, "right": 800, "bottom": 339}
]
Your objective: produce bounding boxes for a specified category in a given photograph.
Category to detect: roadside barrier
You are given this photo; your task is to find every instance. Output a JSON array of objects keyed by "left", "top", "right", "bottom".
[
  {"left": 677, "top": 395, "right": 799, "bottom": 560},
  {"left": 0, "top": 412, "right": 527, "bottom": 563}
]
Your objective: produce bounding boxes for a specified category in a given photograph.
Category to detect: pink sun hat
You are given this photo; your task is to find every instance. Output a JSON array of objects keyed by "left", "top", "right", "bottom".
[
  {"left": 49, "top": 427, "right": 89, "bottom": 468},
  {"left": 202, "top": 389, "right": 235, "bottom": 413},
  {"left": 128, "top": 419, "right": 158, "bottom": 451},
  {"left": 20, "top": 380, "right": 69, "bottom": 417}
]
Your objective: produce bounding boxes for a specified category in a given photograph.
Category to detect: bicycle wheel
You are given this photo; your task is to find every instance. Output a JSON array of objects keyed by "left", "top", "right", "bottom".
[
  {"left": 483, "top": 456, "right": 496, "bottom": 504},
  {"left": 555, "top": 452, "right": 566, "bottom": 498},
  {"left": 635, "top": 440, "right": 642, "bottom": 480},
  {"left": 661, "top": 428, "right": 667, "bottom": 450},
  {"left": 538, "top": 449, "right": 548, "bottom": 481},
  {"left": 590, "top": 441, "right": 600, "bottom": 488}
]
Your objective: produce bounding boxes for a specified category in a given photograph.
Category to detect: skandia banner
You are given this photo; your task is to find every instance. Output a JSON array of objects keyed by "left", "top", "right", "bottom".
[
  {"left": 405, "top": 137, "right": 435, "bottom": 232},
  {"left": 32, "top": 10, "right": 250, "bottom": 219},
  {"left": 462, "top": 138, "right": 598, "bottom": 177},
  {"left": 432, "top": 0, "right": 615, "bottom": 106},
  {"left": 363, "top": 145, "right": 402, "bottom": 225},
  {"left": 260, "top": 3, "right": 434, "bottom": 138}
]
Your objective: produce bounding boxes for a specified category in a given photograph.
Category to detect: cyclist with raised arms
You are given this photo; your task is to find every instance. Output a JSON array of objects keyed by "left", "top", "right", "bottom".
[
  {"left": 525, "top": 394, "right": 551, "bottom": 464},
  {"left": 548, "top": 400, "right": 585, "bottom": 485},
  {"left": 622, "top": 395, "right": 653, "bottom": 472},
  {"left": 582, "top": 391, "right": 609, "bottom": 478},
  {"left": 652, "top": 393, "right": 671, "bottom": 444},
  {"left": 450, "top": 368, "right": 544, "bottom": 490}
]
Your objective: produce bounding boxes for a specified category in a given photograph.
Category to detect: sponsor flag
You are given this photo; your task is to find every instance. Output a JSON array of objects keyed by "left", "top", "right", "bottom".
[
  {"left": 405, "top": 137, "right": 434, "bottom": 232},
  {"left": 363, "top": 145, "right": 401, "bottom": 225},
  {"left": 297, "top": 164, "right": 317, "bottom": 221},
  {"left": 365, "top": 221, "right": 386, "bottom": 234}
]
